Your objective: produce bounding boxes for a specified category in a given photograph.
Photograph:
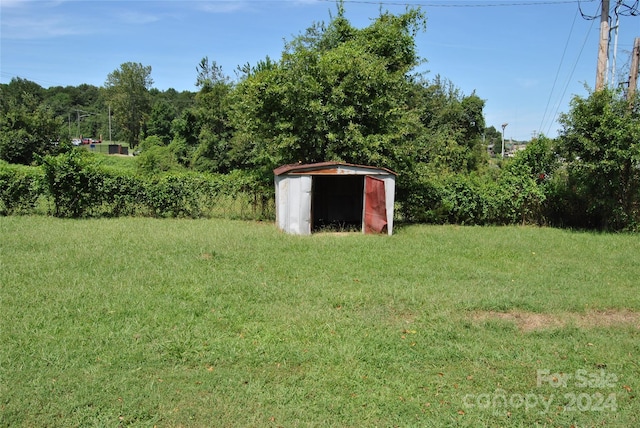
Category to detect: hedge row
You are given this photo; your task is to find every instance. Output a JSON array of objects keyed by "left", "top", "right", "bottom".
[
  {"left": 0, "top": 152, "right": 273, "bottom": 219},
  {"left": 0, "top": 162, "right": 43, "bottom": 215},
  {"left": 398, "top": 165, "right": 549, "bottom": 226},
  {"left": 1, "top": 150, "right": 558, "bottom": 227}
]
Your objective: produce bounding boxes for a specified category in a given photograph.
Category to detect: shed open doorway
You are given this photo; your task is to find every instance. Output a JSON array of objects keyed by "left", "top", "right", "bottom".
[{"left": 312, "top": 175, "right": 364, "bottom": 232}]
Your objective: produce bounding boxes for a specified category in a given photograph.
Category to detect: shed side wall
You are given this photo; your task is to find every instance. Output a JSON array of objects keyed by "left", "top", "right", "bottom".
[
  {"left": 275, "top": 175, "right": 286, "bottom": 231},
  {"left": 383, "top": 176, "right": 395, "bottom": 235},
  {"left": 276, "top": 175, "right": 312, "bottom": 235}
]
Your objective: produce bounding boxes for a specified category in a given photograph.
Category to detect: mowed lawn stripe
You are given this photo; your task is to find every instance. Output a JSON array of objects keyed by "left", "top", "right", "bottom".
[{"left": 1, "top": 217, "right": 639, "bottom": 426}]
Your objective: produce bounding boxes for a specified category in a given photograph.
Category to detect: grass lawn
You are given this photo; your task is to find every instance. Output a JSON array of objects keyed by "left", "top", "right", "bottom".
[{"left": 1, "top": 217, "right": 638, "bottom": 427}]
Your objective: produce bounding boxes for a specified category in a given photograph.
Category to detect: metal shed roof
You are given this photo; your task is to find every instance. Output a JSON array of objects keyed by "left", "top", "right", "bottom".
[{"left": 273, "top": 162, "right": 397, "bottom": 176}]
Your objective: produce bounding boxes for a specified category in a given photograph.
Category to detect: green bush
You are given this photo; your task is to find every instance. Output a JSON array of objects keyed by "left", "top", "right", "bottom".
[
  {"left": 440, "top": 173, "right": 488, "bottom": 225},
  {"left": 100, "top": 170, "right": 146, "bottom": 217},
  {"left": 398, "top": 171, "right": 493, "bottom": 225},
  {"left": 143, "top": 172, "right": 204, "bottom": 218},
  {"left": 17, "top": 148, "right": 549, "bottom": 225},
  {"left": 40, "top": 150, "right": 104, "bottom": 218},
  {"left": 556, "top": 89, "right": 640, "bottom": 230},
  {"left": 34, "top": 151, "right": 272, "bottom": 219},
  {"left": 136, "top": 145, "right": 183, "bottom": 174},
  {"left": 0, "top": 161, "right": 44, "bottom": 215},
  {"left": 397, "top": 136, "right": 558, "bottom": 226},
  {"left": 398, "top": 165, "right": 550, "bottom": 227},
  {"left": 495, "top": 162, "right": 547, "bottom": 225}
]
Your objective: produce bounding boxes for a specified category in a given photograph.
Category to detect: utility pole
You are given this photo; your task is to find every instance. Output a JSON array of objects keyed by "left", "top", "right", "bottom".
[
  {"left": 628, "top": 38, "right": 640, "bottom": 102},
  {"left": 501, "top": 123, "right": 508, "bottom": 158},
  {"left": 108, "top": 105, "right": 112, "bottom": 143},
  {"left": 610, "top": 1, "right": 621, "bottom": 85},
  {"left": 596, "top": 0, "right": 610, "bottom": 91}
]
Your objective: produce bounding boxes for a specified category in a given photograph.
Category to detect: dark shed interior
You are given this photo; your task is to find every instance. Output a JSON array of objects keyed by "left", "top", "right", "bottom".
[{"left": 311, "top": 175, "right": 364, "bottom": 231}]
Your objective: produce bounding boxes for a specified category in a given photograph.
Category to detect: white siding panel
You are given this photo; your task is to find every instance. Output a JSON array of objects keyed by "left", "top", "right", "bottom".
[
  {"left": 288, "top": 177, "right": 301, "bottom": 234},
  {"left": 294, "top": 176, "right": 312, "bottom": 235},
  {"left": 277, "top": 176, "right": 312, "bottom": 235},
  {"left": 383, "top": 177, "right": 395, "bottom": 235},
  {"left": 275, "top": 176, "right": 287, "bottom": 232}
]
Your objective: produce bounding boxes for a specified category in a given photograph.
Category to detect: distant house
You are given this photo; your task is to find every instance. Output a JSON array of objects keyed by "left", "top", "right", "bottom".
[
  {"left": 510, "top": 143, "right": 528, "bottom": 156},
  {"left": 273, "top": 162, "right": 397, "bottom": 235}
]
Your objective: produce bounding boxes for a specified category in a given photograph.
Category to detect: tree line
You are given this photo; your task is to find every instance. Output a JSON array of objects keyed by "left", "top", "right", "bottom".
[{"left": 1, "top": 4, "right": 639, "bottom": 230}]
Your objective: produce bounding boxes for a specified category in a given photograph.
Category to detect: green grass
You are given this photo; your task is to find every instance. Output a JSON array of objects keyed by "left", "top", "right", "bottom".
[
  {"left": 92, "top": 151, "right": 137, "bottom": 171},
  {"left": 1, "top": 218, "right": 639, "bottom": 427}
]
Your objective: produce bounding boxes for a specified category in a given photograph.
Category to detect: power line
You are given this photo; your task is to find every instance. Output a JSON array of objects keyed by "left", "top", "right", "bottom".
[
  {"left": 318, "top": 0, "right": 596, "bottom": 6},
  {"left": 539, "top": 7, "right": 580, "bottom": 135},
  {"left": 617, "top": 0, "right": 640, "bottom": 15},
  {"left": 545, "top": 16, "right": 597, "bottom": 136},
  {"left": 578, "top": 0, "right": 601, "bottom": 19},
  {"left": 583, "top": 1, "right": 639, "bottom": 88},
  {"left": 579, "top": 1, "right": 639, "bottom": 20}
]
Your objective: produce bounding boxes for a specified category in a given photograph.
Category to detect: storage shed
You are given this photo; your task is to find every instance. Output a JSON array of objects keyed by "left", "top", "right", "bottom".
[{"left": 274, "top": 162, "right": 396, "bottom": 235}]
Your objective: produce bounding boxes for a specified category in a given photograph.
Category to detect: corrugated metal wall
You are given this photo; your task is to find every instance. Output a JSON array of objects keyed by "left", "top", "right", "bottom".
[{"left": 275, "top": 175, "right": 312, "bottom": 235}]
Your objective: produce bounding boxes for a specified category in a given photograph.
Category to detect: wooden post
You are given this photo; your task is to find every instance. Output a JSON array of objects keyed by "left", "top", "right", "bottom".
[
  {"left": 628, "top": 38, "right": 640, "bottom": 101},
  {"left": 596, "top": 0, "right": 610, "bottom": 91}
]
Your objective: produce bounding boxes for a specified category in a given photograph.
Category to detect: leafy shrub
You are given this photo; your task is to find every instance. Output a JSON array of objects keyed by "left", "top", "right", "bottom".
[
  {"left": 143, "top": 172, "right": 204, "bottom": 218},
  {"left": 555, "top": 89, "right": 640, "bottom": 230},
  {"left": 398, "top": 171, "right": 491, "bottom": 225},
  {"left": 136, "top": 145, "right": 183, "bottom": 174},
  {"left": 137, "top": 135, "right": 165, "bottom": 152},
  {"left": 40, "top": 150, "right": 104, "bottom": 218},
  {"left": 0, "top": 161, "right": 44, "bottom": 215},
  {"left": 100, "top": 170, "right": 146, "bottom": 217},
  {"left": 494, "top": 163, "right": 547, "bottom": 225},
  {"left": 0, "top": 153, "right": 290, "bottom": 222},
  {"left": 398, "top": 154, "right": 552, "bottom": 226},
  {"left": 440, "top": 173, "right": 488, "bottom": 225}
]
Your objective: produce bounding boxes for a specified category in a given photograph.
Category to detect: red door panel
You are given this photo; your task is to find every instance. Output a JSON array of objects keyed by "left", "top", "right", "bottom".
[{"left": 364, "top": 176, "right": 387, "bottom": 234}]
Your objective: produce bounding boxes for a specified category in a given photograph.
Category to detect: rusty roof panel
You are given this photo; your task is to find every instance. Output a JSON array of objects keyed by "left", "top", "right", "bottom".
[{"left": 273, "top": 162, "right": 396, "bottom": 176}]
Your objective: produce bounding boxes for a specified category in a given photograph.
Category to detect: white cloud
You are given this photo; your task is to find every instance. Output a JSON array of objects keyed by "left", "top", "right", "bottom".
[
  {"left": 0, "top": 0, "right": 96, "bottom": 39},
  {"left": 516, "top": 77, "right": 539, "bottom": 88},
  {"left": 194, "top": 1, "right": 252, "bottom": 14},
  {"left": 0, "top": 0, "right": 29, "bottom": 8},
  {"left": 1, "top": 0, "right": 73, "bottom": 9},
  {"left": 1, "top": 14, "right": 89, "bottom": 39},
  {"left": 116, "top": 10, "right": 162, "bottom": 25}
]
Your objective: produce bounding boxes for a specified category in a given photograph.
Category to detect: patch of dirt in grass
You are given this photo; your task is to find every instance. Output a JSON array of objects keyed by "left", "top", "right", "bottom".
[{"left": 471, "top": 309, "right": 640, "bottom": 332}]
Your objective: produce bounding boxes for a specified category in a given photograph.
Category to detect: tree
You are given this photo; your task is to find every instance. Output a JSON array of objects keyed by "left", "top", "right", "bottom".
[
  {"left": 1, "top": 77, "right": 45, "bottom": 105},
  {"left": 191, "top": 57, "right": 234, "bottom": 172},
  {"left": 104, "top": 62, "right": 153, "bottom": 148},
  {"left": 42, "top": 83, "right": 106, "bottom": 140},
  {"left": 145, "top": 100, "right": 176, "bottom": 144},
  {"left": 484, "top": 125, "right": 502, "bottom": 155},
  {"left": 409, "top": 76, "right": 486, "bottom": 173},
  {"left": 230, "top": 5, "right": 427, "bottom": 182},
  {"left": 556, "top": 88, "right": 640, "bottom": 229},
  {"left": 0, "top": 80, "right": 65, "bottom": 164},
  {"left": 195, "top": 57, "right": 227, "bottom": 90},
  {"left": 497, "top": 136, "right": 558, "bottom": 225}
]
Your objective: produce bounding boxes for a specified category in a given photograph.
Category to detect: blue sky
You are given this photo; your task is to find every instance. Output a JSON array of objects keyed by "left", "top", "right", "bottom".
[{"left": 1, "top": 0, "right": 639, "bottom": 140}]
